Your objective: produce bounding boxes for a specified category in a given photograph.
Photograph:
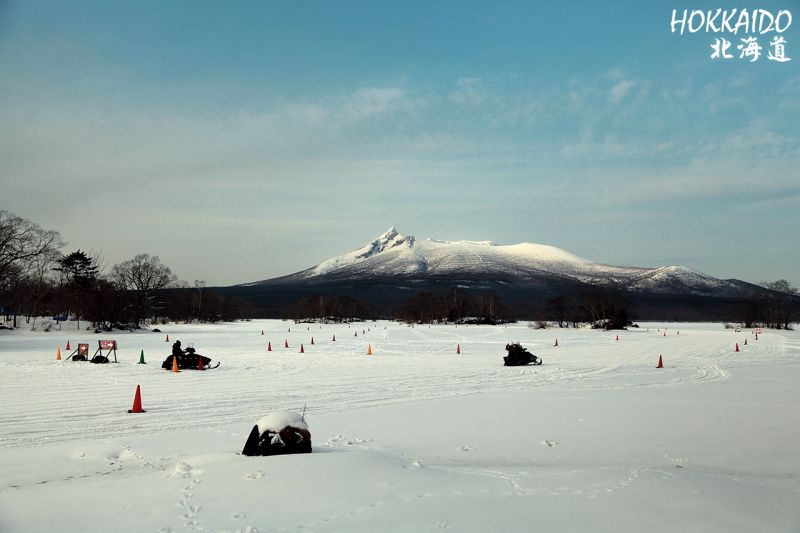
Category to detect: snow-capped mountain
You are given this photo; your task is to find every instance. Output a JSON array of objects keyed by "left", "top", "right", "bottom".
[{"left": 245, "top": 227, "right": 751, "bottom": 296}]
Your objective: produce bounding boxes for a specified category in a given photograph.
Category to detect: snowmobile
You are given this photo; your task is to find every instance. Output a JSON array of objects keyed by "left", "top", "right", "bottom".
[
  {"left": 161, "top": 344, "right": 220, "bottom": 370},
  {"left": 503, "top": 343, "right": 542, "bottom": 366}
]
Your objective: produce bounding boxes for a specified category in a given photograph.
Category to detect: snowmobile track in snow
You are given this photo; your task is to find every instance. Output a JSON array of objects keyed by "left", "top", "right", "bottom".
[{"left": 0, "top": 321, "right": 788, "bottom": 448}]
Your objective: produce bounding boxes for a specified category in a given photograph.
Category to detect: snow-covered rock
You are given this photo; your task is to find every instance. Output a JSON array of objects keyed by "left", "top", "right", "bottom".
[
  {"left": 255, "top": 411, "right": 309, "bottom": 435},
  {"left": 242, "top": 411, "right": 312, "bottom": 457}
]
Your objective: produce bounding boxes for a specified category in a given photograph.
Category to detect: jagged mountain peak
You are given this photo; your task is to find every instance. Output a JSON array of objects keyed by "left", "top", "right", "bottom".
[
  {"left": 356, "top": 227, "right": 415, "bottom": 259},
  {"left": 310, "top": 227, "right": 415, "bottom": 276},
  {"left": 378, "top": 226, "right": 399, "bottom": 240}
]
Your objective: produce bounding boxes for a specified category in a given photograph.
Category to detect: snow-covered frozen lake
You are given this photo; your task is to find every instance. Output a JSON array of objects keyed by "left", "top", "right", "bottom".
[{"left": 1, "top": 320, "right": 798, "bottom": 532}]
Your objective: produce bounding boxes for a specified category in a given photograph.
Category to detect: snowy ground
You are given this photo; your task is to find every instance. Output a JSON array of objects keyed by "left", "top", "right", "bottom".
[{"left": 0, "top": 320, "right": 798, "bottom": 532}]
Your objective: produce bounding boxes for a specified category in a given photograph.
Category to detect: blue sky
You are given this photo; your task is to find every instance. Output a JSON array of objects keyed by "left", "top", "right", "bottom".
[{"left": 1, "top": 1, "right": 798, "bottom": 286}]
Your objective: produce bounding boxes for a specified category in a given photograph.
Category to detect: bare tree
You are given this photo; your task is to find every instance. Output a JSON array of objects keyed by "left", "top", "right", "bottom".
[
  {"left": 762, "top": 280, "right": 798, "bottom": 330},
  {"left": 397, "top": 291, "right": 445, "bottom": 323},
  {"left": 581, "top": 289, "right": 629, "bottom": 329},
  {"left": 22, "top": 248, "right": 61, "bottom": 328},
  {"left": 192, "top": 280, "right": 206, "bottom": 319},
  {"left": 546, "top": 295, "right": 569, "bottom": 327},
  {"left": 111, "top": 253, "right": 177, "bottom": 325},
  {"left": 475, "top": 292, "right": 500, "bottom": 320},
  {"left": 0, "top": 210, "right": 63, "bottom": 291},
  {"left": 0, "top": 211, "right": 63, "bottom": 327}
]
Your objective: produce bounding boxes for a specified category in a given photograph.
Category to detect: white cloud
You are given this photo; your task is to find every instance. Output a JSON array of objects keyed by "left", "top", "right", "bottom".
[
  {"left": 2, "top": 68, "right": 798, "bottom": 284},
  {"left": 280, "top": 102, "right": 330, "bottom": 126},
  {"left": 608, "top": 79, "right": 637, "bottom": 104},
  {"left": 343, "top": 87, "right": 408, "bottom": 120},
  {"left": 448, "top": 77, "right": 487, "bottom": 106}
]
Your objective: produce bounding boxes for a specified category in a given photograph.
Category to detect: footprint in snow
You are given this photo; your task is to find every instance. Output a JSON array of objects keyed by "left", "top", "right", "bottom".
[
  {"left": 170, "top": 461, "right": 202, "bottom": 478},
  {"left": 459, "top": 446, "right": 471, "bottom": 452},
  {"left": 326, "top": 434, "right": 371, "bottom": 447},
  {"left": 542, "top": 440, "right": 558, "bottom": 447},
  {"left": 244, "top": 471, "right": 264, "bottom": 480}
]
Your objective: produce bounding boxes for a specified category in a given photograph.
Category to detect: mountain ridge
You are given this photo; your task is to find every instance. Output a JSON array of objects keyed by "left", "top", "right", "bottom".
[{"left": 241, "top": 227, "right": 753, "bottom": 298}]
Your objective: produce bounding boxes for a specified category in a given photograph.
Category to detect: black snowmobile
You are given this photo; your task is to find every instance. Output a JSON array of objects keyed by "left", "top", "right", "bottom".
[
  {"left": 503, "top": 343, "right": 542, "bottom": 366},
  {"left": 161, "top": 344, "right": 220, "bottom": 370}
]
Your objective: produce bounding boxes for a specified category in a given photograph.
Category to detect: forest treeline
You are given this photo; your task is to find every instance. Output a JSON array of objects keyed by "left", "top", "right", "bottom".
[
  {"left": 288, "top": 289, "right": 518, "bottom": 324},
  {"left": 0, "top": 210, "right": 250, "bottom": 330},
  {"left": 286, "top": 284, "right": 797, "bottom": 330},
  {"left": 1, "top": 210, "right": 797, "bottom": 330}
]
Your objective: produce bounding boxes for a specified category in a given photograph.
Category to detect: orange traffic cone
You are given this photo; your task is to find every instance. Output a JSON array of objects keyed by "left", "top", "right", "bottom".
[
  {"left": 735, "top": 343, "right": 740, "bottom": 352},
  {"left": 367, "top": 344, "right": 373, "bottom": 355},
  {"left": 284, "top": 339, "right": 289, "bottom": 348},
  {"left": 267, "top": 341, "right": 272, "bottom": 351},
  {"left": 300, "top": 343, "right": 305, "bottom": 353},
  {"left": 197, "top": 355, "right": 204, "bottom": 370},
  {"left": 65, "top": 340, "right": 70, "bottom": 350},
  {"left": 166, "top": 334, "right": 169, "bottom": 342},
  {"left": 657, "top": 355, "right": 663, "bottom": 368},
  {"left": 457, "top": 344, "right": 461, "bottom": 354},
  {"left": 56, "top": 346, "right": 62, "bottom": 361},
  {"left": 171, "top": 355, "right": 180, "bottom": 373},
  {"left": 128, "top": 385, "right": 145, "bottom": 413},
  {"left": 554, "top": 338, "right": 558, "bottom": 347}
]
